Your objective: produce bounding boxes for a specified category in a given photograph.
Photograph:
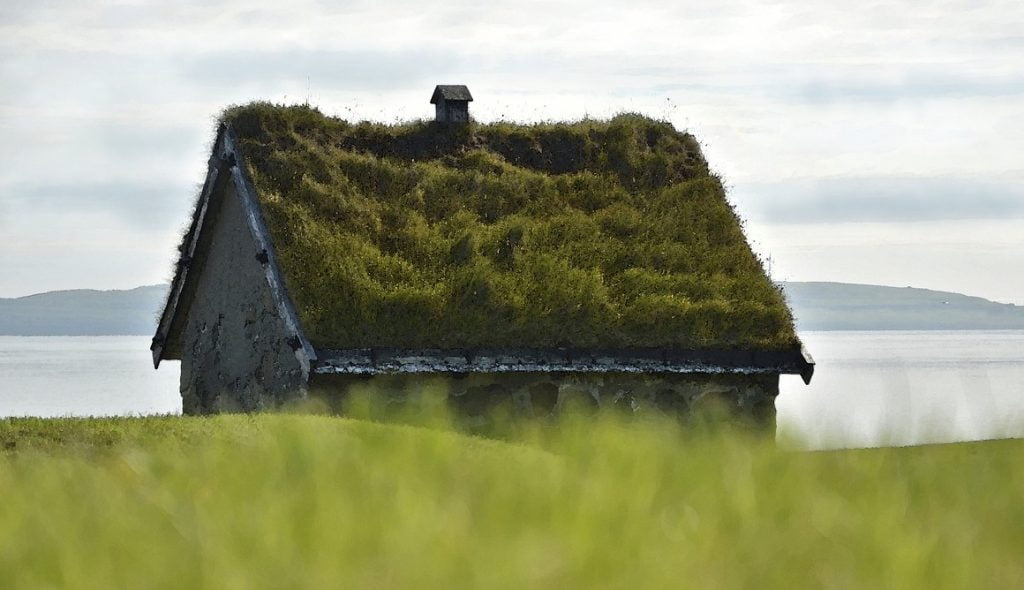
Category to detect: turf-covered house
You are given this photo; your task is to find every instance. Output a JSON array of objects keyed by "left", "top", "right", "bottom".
[{"left": 152, "top": 93, "right": 814, "bottom": 423}]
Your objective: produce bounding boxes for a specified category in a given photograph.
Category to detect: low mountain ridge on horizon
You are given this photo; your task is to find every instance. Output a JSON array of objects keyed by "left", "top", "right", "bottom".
[
  {"left": 1, "top": 282, "right": 1021, "bottom": 336},
  {"left": 782, "top": 281, "right": 1022, "bottom": 331},
  {"left": 0, "top": 285, "right": 167, "bottom": 336}
]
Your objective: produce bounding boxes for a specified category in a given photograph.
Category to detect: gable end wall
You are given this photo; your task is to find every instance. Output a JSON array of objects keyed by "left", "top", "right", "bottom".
[{"left": 179, "top": 178, "right": 307, "bottom": 414}]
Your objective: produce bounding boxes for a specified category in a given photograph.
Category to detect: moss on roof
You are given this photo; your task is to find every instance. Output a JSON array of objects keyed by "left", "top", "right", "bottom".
[{"left": 223, "top": 103, "right": 799, "bottom": 351}]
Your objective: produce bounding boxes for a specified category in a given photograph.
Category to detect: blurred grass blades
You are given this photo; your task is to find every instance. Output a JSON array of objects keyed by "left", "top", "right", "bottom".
[{"left": 1, "top": 406, "right": 1021, "bottom": 588}]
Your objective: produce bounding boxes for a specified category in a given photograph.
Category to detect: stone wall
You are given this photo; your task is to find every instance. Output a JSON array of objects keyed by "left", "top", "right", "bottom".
[
  {"left": 179, "top": 180, "right": 307, "bottom": 414},
  {"left": 309, "top": 371, "right": 780, "bottom": 428}
]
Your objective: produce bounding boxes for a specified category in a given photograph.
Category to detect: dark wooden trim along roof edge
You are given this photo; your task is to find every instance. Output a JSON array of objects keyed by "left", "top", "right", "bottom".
[
  {"left": 313, "top": 346, "right": 816, "bottom": 384},
  {"left": 151, "top": 124, "right": 317, "bottom": 369},
  {"left": 150, "top": 130, "right": 229, "bottom": 368}
]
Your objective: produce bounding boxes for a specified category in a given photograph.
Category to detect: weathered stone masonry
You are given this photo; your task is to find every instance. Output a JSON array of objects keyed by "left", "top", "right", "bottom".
[{"left": 310, "top": 371, "right": 780, "bottom": 426}]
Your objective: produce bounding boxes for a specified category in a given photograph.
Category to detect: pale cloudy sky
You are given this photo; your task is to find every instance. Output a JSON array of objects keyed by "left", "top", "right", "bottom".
[{"left": 1, "top": 0, "right": 1022, "bottom": 302}]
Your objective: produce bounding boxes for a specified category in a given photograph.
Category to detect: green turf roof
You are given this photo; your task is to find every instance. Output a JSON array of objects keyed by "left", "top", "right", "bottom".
[{"left": 222, "top": 103, "right": 800, "bottom": 351}]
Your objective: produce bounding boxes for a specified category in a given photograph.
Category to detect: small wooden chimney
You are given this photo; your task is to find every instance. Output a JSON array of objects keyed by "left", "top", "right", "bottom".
[{"left": 430, "top": 85, "right": 473, "bottom": 123}]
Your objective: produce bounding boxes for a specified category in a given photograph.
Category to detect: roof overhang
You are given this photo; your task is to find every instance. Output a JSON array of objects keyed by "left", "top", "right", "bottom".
[{"left": 313, "top": 346, "right": 815, "bottom": 384}]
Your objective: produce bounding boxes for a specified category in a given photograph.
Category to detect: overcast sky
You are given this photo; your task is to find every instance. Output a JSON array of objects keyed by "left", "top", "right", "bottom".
[{"left": 1, "top": 0, "right": 1022, "bottom": 303}]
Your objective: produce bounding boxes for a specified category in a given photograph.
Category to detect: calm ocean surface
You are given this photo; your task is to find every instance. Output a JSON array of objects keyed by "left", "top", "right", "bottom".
[{"left": 1, "top": 331, "right": 1022, "bottom": 449}]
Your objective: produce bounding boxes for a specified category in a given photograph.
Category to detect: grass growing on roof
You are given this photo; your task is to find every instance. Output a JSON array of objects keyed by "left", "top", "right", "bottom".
[{"left": 223, "top": 103, "right": 799, "bottom": 350}]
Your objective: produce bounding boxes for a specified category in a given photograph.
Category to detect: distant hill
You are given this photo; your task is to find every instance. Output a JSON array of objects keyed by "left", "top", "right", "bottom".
[
  {"left": 0, "top": 285, "right": 166, "bottom": 336},
  {"left": 1, "top": 282, "right": 1021, "bottom": 336},
  {"left": 781, "top": 282, "right": 1024, "bottom": 331}
]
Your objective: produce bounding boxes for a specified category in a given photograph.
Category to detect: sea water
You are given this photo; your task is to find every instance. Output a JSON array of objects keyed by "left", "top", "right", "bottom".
[
  {"left": 1, "top": 332, "right": 1022, "bottom": 449},
  {"left": 778, "top": 330, "right": 1024, "bottom": 448},
  {"left": 0, "top": 336, "right": 180, "bottom": 418}
]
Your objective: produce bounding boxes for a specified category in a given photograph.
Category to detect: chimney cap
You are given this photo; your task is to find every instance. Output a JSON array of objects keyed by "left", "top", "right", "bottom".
[{"left": 430, "top": 85, "right": 473, "bottom": 104}]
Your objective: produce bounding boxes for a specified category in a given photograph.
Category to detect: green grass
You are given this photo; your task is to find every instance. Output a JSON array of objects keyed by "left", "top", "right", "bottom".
[
  {"left": 1, "top": 413, "right": 1022, "bottom": 588},
  {"left": 223, "top": 104, "right": 799, "bottom": 350}
]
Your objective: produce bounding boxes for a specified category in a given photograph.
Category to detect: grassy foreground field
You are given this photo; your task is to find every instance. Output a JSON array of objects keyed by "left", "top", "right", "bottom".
[{"left": 0, "top": 413, "right": 1022, "bottom": 588}]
